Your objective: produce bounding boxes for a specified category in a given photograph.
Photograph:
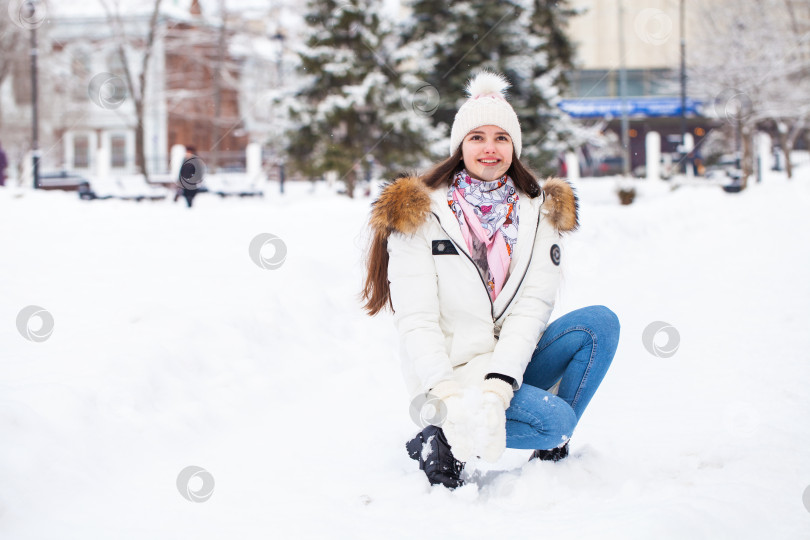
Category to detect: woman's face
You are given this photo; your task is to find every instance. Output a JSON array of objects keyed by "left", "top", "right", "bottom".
[{"left": 461, "top": 125, "right": 513, "bottom": 182}]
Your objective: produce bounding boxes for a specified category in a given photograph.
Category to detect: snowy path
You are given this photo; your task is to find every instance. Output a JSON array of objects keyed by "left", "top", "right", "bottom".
[{"left": 1, "top": 173, "right": 809, "bottom": 539}]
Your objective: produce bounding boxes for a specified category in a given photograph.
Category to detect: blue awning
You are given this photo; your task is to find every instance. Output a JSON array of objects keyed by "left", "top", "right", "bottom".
[{"left": 558, "top": 97, "right": 702, "bottom": 118}]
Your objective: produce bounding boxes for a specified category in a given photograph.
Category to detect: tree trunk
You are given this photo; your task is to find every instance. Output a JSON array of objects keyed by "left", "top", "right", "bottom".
[
  {"left": 779, "top": 131, "right": 794, "bottom": 180},
  {"left": 137, "top": 0, "right": 162, "bottom": 182},
  {"left": 106, "top": 0, "right": 163, "bottom": 183},
  {"left": 344, "top": 168, "right": 356, "bottom": 199},
  {"left": 134, "top": 101, "right": 149, "bottom": 182},
  {"left": 741, "top": 125, "right": 753, "bottom": 190},
  {"left": 779, "top": 119, "right": 806, "bottom": 180},
  {"left": 210, "top": 0, "right": 227, "bottom": 172}
]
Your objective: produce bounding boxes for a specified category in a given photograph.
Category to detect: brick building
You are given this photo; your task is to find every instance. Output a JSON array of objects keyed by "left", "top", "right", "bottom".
[{"left": 0, "top": 0, "right": 250, "bottom": 181}]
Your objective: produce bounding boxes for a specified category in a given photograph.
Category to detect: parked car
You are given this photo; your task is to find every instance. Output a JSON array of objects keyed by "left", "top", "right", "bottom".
[
  {"left": 593, "top": 156, "right": 625, "bottom": 177},
  {"left": 705, "top": 156, "right": 742, "bottom": 182}
]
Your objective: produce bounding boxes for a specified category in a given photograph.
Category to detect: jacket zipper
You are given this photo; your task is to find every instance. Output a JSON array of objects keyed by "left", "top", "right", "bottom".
[
  {"left": 432, "top": 212, "right": 495, "bottom": 320},
  {"left": 493, "top": 209, "right": 543, "bottom": 322},
  {"left": 432, "top": 204, "right": 544, "bottom": 325}
]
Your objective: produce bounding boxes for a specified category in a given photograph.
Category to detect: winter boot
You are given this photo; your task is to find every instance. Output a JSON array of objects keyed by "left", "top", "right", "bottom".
[
  {"left": 405, "top": 425, "right": 465, "bottom": 489},
  {"left": 529, "top": 441, "right": 569, "bottom": 462}
]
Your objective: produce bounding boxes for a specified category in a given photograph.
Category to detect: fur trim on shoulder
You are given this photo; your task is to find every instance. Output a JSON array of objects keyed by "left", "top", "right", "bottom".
[
  {"left": 369, "top": 175, "right": 433, "bottom": 236},
  {"left": 541, "top": 177, "right": 579, "bottom": 232}
]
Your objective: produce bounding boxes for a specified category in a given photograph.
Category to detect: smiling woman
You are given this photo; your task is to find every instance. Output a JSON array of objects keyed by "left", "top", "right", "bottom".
[{"left": 362, "top": 71, "right": 620, "bottom": 489}]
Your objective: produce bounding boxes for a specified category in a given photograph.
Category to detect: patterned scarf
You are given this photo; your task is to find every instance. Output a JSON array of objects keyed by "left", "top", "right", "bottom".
[{"left": 447, "top": 170, "right": 519, "bottom": 300}]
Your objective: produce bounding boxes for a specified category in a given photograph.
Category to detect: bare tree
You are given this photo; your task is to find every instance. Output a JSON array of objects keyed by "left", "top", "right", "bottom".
[
  {"left": 770, "top": 0, "right": 810, "bottom": 178},
  {"left": 208, "top": 0, "right": 227, "bottom": 171},
  {"left": 0, "top": 0, "right": 42, "bottom": 182},
  {"left": 99, "top": 0, "right": 163, "bottom": 182},
  {"left": 0, "top": 1, "right": 24, "bottom": 109},
  {"left": 159, "top": 4, "right": 250, "bottom": 172},
  {"left": 690, "top": 0, "right": 810, "bottom": 185}
]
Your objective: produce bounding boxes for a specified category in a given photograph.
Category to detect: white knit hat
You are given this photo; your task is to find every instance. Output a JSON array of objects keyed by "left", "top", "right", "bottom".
[{"left": 449, "top": 71, "right": 522, "bottom": 158}]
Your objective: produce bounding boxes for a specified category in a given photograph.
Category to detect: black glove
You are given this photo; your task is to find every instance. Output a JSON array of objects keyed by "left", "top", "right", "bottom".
[{"left": 405, "top": 425, "right": 465, "bottom": 489}]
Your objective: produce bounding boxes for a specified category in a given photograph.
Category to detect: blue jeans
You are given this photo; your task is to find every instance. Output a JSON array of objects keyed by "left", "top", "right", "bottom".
[{"left": 505, "top": 305, "right": 620, "bottom": 450}]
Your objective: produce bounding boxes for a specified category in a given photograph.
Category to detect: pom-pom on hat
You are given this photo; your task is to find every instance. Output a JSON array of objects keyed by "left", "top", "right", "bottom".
[{"left": 449, "top": 71, "right": 522, "bottom": 158}]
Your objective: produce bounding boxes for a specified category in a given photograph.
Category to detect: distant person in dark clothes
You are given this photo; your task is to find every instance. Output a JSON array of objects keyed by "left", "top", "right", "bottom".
[
  {"left": 177, "top": 145, "right": 203, "bottom": 208},
  {"left": 0, "top": 141, "right": 8, "bottom": 187}
]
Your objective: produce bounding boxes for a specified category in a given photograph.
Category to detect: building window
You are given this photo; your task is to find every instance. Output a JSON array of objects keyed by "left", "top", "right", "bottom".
[
  {"left": 74, "top": 135, "right": 89, "bottom": 168},
  {"left": 570, "top": 69, "right": 610, "bottom": 98},
  {"left": 567, "top": 68, "right": 680, "bottom": 98},
  {"left": 111, "top": 135, "right": 126, "bottom": 168},
  {"left": 648, "top": 69, "right": 678, "bottom": 96}
]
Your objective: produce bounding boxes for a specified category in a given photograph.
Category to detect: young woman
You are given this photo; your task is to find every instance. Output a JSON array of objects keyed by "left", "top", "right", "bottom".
[{"left": 362, "top": 72, "right": 619, "bottom": 489}]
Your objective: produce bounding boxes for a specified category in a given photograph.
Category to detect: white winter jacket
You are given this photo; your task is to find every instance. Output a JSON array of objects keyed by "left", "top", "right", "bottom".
[{"left": 370, "top": 175, "right": 578, "bottom": 399}]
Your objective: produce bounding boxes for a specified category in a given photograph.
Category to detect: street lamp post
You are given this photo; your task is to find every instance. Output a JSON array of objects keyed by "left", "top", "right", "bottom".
[
  {"left": 273, "top": 30, "right": 285, "bottom": 195},
  {"left": 618, "top": 0, "right": 631, "bottom": 177},
  {"left": 680, "top": 0, "right": 688, "bottom": 173},
  {"left": 27, "top": 0, "right": 40, "bottom": 189}
]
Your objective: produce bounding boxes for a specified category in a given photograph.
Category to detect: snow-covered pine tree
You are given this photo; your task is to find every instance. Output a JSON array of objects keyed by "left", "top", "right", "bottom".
[
  {"left": 515, "top": 0, "right": 583, "bottom": 173},
  {"left": 397, "top": 0, "right": 581, "bottom": 176},
  {"left": 286, "top": 0, "right": 443, "bottom": 197}
]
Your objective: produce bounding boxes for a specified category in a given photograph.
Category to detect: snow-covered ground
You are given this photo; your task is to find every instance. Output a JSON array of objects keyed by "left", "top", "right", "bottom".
[{"left": 1, "top": 170, "right": 809, "bottom": 539}]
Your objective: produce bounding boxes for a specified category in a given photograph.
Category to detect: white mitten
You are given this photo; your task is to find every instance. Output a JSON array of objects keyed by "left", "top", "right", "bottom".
[
  {"left": 476, "top": 378, "right": 514, "bottom": 463},
  {"left": 430, "top": 380, "right": 476, "bottom": 462}
]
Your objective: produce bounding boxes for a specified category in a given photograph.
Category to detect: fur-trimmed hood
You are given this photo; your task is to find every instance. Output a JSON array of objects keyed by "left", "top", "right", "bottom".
[{"left": 370, "top": 176, "right": 578, "bottom": 237}]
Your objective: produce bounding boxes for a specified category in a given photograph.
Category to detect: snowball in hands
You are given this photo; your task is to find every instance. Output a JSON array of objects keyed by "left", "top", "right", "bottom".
[
  {"left": 430, "top": 380, "right": 476, "bottom": 462},
  {"left": 440, "top": 395, "right": 477, "bottom": 462},
  {"left": 433, "top": 379, "right": 514, "bottom": 463},
  {"left": 478, "top": 392, "right": 508, "bottom": 462},
  {"left": 477, "top": 378, "right": 514, "bottom": 462}
]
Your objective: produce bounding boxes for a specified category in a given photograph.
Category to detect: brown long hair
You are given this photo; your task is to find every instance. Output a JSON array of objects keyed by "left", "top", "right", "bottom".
[
  {"left": 361, "top": 147, "right": 542, "bottom": 316},
  {"left": 361, "top": 228, "right": 393, "bottom": 316}
]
